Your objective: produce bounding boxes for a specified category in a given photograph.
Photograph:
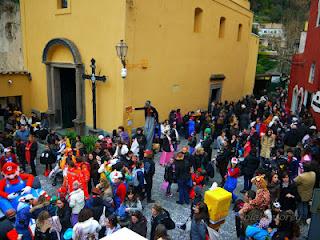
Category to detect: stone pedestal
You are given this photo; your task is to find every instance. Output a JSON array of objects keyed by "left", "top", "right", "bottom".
[
  {"left": 89, "top": 128, "right": 103, "bottom": 136},
  {"left": 47, "top": 110, "right": 56, "bottom": 130},
  {"left": 73, "top": 119, "right": 86, "bottom": 135}
]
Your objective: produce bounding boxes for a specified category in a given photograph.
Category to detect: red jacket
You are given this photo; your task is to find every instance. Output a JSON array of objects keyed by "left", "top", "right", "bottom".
[
  {"left": 0, "top": 173, "right": 34, "bottom": 198},
  {"left": 227, "top": 167, "right": 240, "bottom": 178},
  {"left": 116, "top": 182, "right": 127, "bottom": 204}
]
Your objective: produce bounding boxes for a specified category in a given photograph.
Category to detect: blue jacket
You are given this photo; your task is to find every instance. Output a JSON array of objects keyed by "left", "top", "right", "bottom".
[
  {"left": 190, "top": 219, "right": 207, "bottom": 240},
  {"left": 246, "top": 224, "right": 269, "bottom": 240},
  {"left": 15, "top": 129, "right": 30, "bottom": 142}
]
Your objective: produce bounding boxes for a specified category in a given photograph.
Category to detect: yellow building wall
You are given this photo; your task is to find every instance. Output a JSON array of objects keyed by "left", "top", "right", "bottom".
[
  {"left": 20, "top": 0, "right": 126, "bottom": 131},
  {"left": 124, "top": 0, "right": 257, "bottom": 127},
  {"left": 243, "top": 34, "right": 259, "bottom": 95},
  {"left": 0, "top": 75, "right": 31, "bottom": 114}
]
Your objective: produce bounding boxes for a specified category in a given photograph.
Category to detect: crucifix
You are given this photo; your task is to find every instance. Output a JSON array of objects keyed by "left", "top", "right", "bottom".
[{"left": 82, "top": 58, "right": 107, "bottom": 130}]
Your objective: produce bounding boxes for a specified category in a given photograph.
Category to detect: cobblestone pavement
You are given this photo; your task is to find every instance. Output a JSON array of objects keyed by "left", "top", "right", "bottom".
[{"left": 35, "top": 142, "right": 309, "bottom": 240}]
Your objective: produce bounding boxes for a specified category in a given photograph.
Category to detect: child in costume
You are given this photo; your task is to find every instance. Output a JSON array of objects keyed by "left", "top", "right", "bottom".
[
  {"left": 189, "top": 168, "right": 205, "bottom": 200},
  {"left": 224, "top": 157, "right": 240, "bottom": 202}
]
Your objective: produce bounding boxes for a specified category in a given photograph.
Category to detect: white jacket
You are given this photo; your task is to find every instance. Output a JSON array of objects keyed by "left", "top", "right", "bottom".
[
  {"left": 72, "top": 218, "right": 101, "bottom": 240},
  {"left": 69, "top": 188, "right": 85, "bottom": 214}
]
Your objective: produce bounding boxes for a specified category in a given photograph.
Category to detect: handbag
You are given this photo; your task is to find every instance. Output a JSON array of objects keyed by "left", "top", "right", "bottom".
[{"left": 160, "top": 181, "right": 169, "bottom": 191}]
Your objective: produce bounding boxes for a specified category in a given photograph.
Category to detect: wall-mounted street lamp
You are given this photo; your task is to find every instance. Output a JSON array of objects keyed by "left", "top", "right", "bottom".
[{"left": 116, "top": 40, "right": 128, "bottom": 78}]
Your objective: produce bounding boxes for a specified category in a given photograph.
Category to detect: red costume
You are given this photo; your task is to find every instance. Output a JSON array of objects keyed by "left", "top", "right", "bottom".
[
  {"left": 63, "top": 166, "right": 89, "bottom": 199},
  {"left": 189, "top": 169, "right": 205, "bottom": 199},
  {"left": 0, "top": 173, "right": 34, "bottom": 199}
]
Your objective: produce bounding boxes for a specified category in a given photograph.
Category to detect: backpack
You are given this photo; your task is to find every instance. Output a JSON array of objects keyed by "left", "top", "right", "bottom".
[
  {"left": 40, "top": 150, "right": 56, "bottom": 164},
  {"left": 162, "top": 208, "right": 176, "bottom": 230},
  {"left": 132, "top": 168, "right": 143, "bottom": 187}
]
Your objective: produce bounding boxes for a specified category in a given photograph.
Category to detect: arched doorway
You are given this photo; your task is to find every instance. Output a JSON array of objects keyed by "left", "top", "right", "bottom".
[{"left": 42, "top": 38, "right": 85, "bottom": 134}]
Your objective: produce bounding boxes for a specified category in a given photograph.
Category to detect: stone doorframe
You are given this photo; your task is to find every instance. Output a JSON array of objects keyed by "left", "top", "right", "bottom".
[{"left": 42, "top": 38, "right": 85, "bottom": 135}]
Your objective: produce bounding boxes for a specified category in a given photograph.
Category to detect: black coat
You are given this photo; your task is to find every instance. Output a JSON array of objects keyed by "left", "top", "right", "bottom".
[
  {"left": 57, "top": 204, "right": 72, "bottom": 233},
  {"left": 241, "top": 154, "right": 259, "bottom": 176},
  {"left": 191, "top": 153, "right": 206, "bottom": 171},
  {"left": 135, "top": 106, "right": 159, "bottom": 123},
  {"left": 162, "top": 136, "right": 171, "bottom": 153},
  {"left": 164, "top": 164, "right": 176, "bottom": 183},
  {"left": 175, "top": 159, "right": 191, "bottom": 180},
  {"left": 279, "top": 183, "right": 300, "bottom": 212},
  {"left": 129, "top": 217, "right": 147, "bottom": 237},
  {"left": 239, "top": 112, "right": 250, "bottom": 130},
  {"left": 283, "top": 129, "right": 301, "bottom": 147}
]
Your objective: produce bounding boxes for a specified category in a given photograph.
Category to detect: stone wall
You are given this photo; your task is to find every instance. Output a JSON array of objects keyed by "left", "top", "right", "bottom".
[{"left": 0, "top": 0, "right": 24, "bottom": 71}]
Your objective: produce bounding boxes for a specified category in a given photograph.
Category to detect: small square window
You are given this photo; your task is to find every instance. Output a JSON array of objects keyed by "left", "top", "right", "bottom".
[{"left": 58, "top": 0, "right": 68, "bottom": 9}]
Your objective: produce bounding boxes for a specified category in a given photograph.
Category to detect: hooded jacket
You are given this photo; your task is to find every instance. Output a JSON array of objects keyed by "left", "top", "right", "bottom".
[
  {"left": 69, "top": 188, "right": 85, "bottom": 214},
  {"left": 72, "top": 217, "right": 101, "bottom": 240}
]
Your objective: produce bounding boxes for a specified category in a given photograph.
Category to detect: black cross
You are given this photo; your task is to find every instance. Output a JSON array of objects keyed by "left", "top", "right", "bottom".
[{"left": 82, "top": 58, "right": 107, "bottom": 130}]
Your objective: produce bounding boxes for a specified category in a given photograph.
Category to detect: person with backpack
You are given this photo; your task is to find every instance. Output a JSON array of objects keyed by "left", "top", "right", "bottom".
[
  {"left": 143, "top": 150, "right": 156, "bottom": 203},
  {"left": 132, "top": 161, "right": 145, "bottom": 199},
  {"left": 150, "top": 204, "right": 175, "bottom": 240}
]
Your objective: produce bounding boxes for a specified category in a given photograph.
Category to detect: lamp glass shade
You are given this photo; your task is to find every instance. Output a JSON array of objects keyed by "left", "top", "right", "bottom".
[{"left": 116, "top": 40, "right": 128, "bottom": 59}]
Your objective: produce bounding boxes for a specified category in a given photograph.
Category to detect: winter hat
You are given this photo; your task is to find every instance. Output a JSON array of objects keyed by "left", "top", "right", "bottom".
[
  {"left": 310, "top": 125, "right": 317, "bottom": 130},
  {"left": 2, "top": 162, "right": 18, "bottom": 175},
  {"left": 204, "top": 128, "right": 211, "bottom": 135},
  {"left": 241, "top": 104, "right": 246, "bottom": 109},
  {"left": 98, "top": 135, "right": 104, "bottom": 140},
  {"left": 231, "top": 157, "right": 238, "bottom": 165},
  {"left": 110, "top": 171, "right": 123, "bottom": 180}
]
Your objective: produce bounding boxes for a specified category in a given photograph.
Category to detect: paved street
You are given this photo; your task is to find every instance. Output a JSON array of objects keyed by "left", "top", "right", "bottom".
[{"left": 35, "top": 141, "right": 309, "bottom": 240}]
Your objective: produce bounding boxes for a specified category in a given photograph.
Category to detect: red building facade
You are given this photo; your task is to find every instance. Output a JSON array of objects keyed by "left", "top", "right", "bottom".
[{"left": 288, "top": 0, "right": 320, "bottom": 127}]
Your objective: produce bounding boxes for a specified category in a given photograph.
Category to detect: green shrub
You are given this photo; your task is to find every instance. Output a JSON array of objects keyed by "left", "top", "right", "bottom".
[
  {"left": 82, "top": 135, "right": 99, "bottom": 153},
  {"left": 65, "top": 131, "right": 77, "bottom": 141}
]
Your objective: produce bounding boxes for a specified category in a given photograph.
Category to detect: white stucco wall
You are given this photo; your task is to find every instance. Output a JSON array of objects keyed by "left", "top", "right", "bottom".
[{"left": 0, "top": 0, "right": 24, "bottom": 71}]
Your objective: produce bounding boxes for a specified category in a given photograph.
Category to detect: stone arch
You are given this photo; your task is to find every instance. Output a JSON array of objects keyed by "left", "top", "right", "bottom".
[
  {"left": 42, "top": 38, "right": 82, "bottom": 64},
  {"left": 42, "top": 38, "right": 85, "bottom": 134}
]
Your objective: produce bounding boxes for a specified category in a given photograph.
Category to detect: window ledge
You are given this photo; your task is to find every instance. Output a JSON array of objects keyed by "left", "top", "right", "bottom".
[{"left": 55, "top": 7, "right": 71, "bottom": 15}]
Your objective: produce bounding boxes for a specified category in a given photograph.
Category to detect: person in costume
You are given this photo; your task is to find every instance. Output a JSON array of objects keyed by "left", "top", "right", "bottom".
[
  {"left": 239, "top": 174, "right": 271, "bottom": 217},
  {"left": 0, "top": 162, "right": 34, "bottom": 218},
  {"left": 111, "top": 171, "right": 127, "bottom": 209},
  {"left": 224, "top": 157, "right": 240, "bottom": 202},
  {"left": 134, "top": 100, "right": 159, "bottom": 150}
]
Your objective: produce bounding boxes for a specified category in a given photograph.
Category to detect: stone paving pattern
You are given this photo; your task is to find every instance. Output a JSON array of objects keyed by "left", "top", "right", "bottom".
[{"left": 35, "top": 141, "right": 309, "bottom": 240}]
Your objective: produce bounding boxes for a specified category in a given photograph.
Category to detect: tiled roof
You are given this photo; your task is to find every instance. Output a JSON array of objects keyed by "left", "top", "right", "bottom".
[{"left": 0, "top": 71, "right": 32, "bottom": 80}]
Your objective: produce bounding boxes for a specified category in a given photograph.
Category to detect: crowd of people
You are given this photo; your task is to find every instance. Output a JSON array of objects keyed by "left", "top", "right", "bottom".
[{"left": 0, "top": 88, "right": 319, "bottom": 240}]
